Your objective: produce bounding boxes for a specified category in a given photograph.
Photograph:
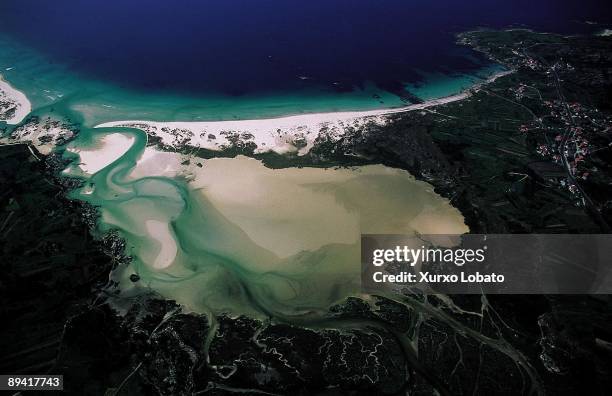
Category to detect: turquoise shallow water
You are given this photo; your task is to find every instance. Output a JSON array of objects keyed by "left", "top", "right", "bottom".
[
  {"left": 60, "top": 127, "right": 468, "bottom": 318},
  {"left": 0, "top": 34, "right": 477, "bottom": 319},
  {"left": 0, "top": 34, "right": 402, "bottom": 126},
  {"left": 0, "top": 34, "right": 504, "bottom": 127},
  {"left": 403, "top": 63, "right": 507, "bottom": 100}
]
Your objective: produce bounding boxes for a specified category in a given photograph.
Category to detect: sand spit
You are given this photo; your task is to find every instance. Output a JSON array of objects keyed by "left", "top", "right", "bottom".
[
  {"left": 145, "top": 219, "right": 178, "bottom": 269},
  {"left": 0, "top": 74, "right": 31, "bottom": 125},
  {"left": 66, "top": 133, "right": 135, "bottom": 175},
  {"left": 96, "top": 71, "right": 512, "bottom": 155}
]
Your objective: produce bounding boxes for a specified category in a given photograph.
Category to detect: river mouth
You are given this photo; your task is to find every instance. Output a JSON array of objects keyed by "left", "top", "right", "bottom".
[
  {"left": 65, "top": 129, "right": 468, "bottom": 318},
  {"left": 1, "top": 34, "right": 470, "bottom": 319}
]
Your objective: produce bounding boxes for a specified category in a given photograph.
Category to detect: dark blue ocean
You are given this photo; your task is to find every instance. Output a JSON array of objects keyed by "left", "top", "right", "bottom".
[{"left": 1, "top": 0, "right": 611, "bottom": 98}]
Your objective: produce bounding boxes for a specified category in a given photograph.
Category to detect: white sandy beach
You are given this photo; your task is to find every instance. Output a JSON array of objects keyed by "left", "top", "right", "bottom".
[
  {"left": 0, "top": 74, "right": 31, "bottom": 125},
  {"left": 97, "top": 70, "right": 512, "bottom": 155},
  {"left": 66, "top": 133, "right": 135, "bottom": 174},
  {"left": 96, "top": 95, "right": 465, "bottom": 156}
]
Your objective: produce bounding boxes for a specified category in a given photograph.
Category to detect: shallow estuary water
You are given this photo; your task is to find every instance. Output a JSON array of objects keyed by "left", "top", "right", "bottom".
[{"left": 62, "top": 127, "right": 467, "bottom": 318}]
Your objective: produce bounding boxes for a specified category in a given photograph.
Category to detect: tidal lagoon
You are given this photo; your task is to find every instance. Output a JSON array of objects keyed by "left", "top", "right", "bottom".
[
  {"left": 1, "top": 0, "right": 610, "bottom": 320},
  {"left": 62, "top": 127, "right": 467, "bottom": 318}
]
